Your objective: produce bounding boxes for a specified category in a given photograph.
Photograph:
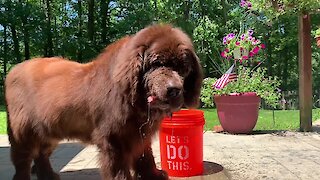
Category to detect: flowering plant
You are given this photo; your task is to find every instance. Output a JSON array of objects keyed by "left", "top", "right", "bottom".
[
  {"left": 240, "top": 0, "right": 252, "bottom": 9},
  {"left": 200, "top": 66, "right": 281, "bottom": 108},
  {"left": 212, "top": 66, "right": 281, "bottom": 108},
  {"left": 221, "top": 29, "right": 266, "bottom": 62}
]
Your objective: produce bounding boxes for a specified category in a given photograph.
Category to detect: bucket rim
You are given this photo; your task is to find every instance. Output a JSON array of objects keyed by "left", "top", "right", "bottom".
[{"left": 161, "top": 109, "right": 205, "bottom": 126}]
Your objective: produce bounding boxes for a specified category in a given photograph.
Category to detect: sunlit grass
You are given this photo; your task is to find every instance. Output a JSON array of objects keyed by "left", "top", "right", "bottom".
[
  {"left": 0, "top": 106, "right": 7, "bottom": 134},
  {"left": 202, "top": 108, "right": 320, "bottom": 131}
]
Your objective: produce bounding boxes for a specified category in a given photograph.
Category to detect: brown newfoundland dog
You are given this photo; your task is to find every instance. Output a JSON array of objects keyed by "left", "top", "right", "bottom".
[{"left": 5, "top": 24, "right": 203, "bottom": 180}]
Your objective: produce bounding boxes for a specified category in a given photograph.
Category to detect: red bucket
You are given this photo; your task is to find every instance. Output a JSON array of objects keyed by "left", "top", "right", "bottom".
[{"left": 159, "top": 109, "right": 205, "bottom": 177}]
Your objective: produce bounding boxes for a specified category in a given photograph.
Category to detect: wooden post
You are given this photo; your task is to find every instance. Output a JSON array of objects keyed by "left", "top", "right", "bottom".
[{"left": 298, "top": 12, "right": 312, "bottom": 132}]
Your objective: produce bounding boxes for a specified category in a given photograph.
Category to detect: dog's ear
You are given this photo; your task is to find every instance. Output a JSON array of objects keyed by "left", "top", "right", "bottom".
[
  {"left": 116, "top": 45, "right": 146, "bottom": 106},
  {"left": 129, "top": 46, "right": 146, "bottom": 105},
  {"left": 183, "top": 50, "right": 203, "bottom": 108}
]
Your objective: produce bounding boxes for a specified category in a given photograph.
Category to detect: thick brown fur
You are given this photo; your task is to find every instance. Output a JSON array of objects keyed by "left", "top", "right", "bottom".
[{"left": 5, "top": 24, "right": 203, "bottom": 180}]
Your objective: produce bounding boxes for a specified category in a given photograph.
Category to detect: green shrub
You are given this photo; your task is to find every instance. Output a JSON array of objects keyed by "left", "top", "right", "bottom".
[{"left": 200, "top": 77, "right": 217, "bottom": 108}]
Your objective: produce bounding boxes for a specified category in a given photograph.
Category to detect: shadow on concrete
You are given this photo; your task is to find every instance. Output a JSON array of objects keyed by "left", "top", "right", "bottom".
[
  {"left": 171, "top": 161, "right": 228, "bottom": 179},
  {"left": 58, "top": 161, "right": 227, "bottom": 180},
  {"left": 51, "top": 142, "right": 85, "bottom": 171},
  {"left": 216, "top": 130, "right": 287, "bottom": 136},
  {"left": 216, "top": 126, "right": 320, "bottom": 136},
  {"left": 0, "top": 142, "right": 85, "bottom": 180},
  {"left": 203, "top": 161, "right": 224, "bottom": 175},
  {"left": 312, "top": 125, "right": 320, "bottom": 133},
  {"left": 252, "top": 130, "right": 289, "bottom": 135},
  {"left": 60, "top": 168, "right": 100, "bottom": 180}
]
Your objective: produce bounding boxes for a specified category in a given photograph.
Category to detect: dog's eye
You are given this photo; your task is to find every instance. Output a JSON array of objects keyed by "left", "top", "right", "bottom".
[
  {"left": 176, "top": 63, "right": 190, "bottom": 77},
  {"left": 152, "top": 60, "right": 164, "bottom": 67}
]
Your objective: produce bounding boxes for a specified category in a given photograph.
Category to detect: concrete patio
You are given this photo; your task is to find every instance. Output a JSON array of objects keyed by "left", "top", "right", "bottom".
[{"left": 1, "top": 122, "right": 320, "bottom": 180}]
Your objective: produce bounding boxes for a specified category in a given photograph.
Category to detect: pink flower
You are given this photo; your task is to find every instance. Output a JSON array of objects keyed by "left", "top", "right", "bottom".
[
  {"left": 227, "top": 33, "right": 235, "bottom": 40},
  {"left": 221, "top": 51, "right": 227, "bottom": 58},
  {"left": 248, "top": 29, "right": 254, "bottom": 35},
  {"left": 235, "top": 41, "right": 240, "bottom": 46},
  {"left": 242, "top": 56, "right": 249, "bottom": 60},
  {"left": 225, "top": 48, "right": 230, "bottom": 52},
  {"left": 249, "top": 52, "right": 254, "bottom": 57},
  {"left": 260, "top": 44, "right": 266, "bottom": 49},
  {"left": 223, "top": 37, "right": 227, "bottom": 44},
  {"left": 240, "top": 34, "right": 245, "bottom": 40},
  {"left": 252, "top": 46, "right": 260, "bottom": 54}
]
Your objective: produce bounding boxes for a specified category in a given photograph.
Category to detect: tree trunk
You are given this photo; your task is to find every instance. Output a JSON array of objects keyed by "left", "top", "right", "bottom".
[
  {"left": 298, "top": 12, "right": 312, "bottom": 132},
  {"left": 11, "top": 24, "right": 22, "bottom": 63},
  {"left": 100, "top": 0, "right": 111, "bottom": 44},
  {"left": 4, "top": 25, "right": 8, "bottom": 77},
  {"left": 77, "top": 0, "right": 83, "bottom": 61},
  {"left": 153, "top": 0, "right": 158, "bottom": 20},
  {"left": 23, "top": 27, "right": 30, "bottom": 60},
  {"left": 265, "top": 31, "right": 273, "bottom": 76},
  {"left": 221, "top": 0, "right": 228, "bottom": 25},
  {"left": 19, "top": 0, "right": 30, "bottom": 60},
  {"left": 198, "top": 0, "right": 206, "bottom": 17},
  {"left": 7, "top": 1, "right": 22, "bottom": 63},
  {"left": 282, "top": 47, "right": 289, "bottom": 90},
  {"left": 22, "top": 17, "right": 30, "bottom": 60},
  {"left": 183, "top": 0, "right": 190, "bottom": 21},
  {"left": 45, "top": 0, "right": 54, "bottom": 57},
  {"left": 88, "top": 0, "right": 95, "bottom": 43}
]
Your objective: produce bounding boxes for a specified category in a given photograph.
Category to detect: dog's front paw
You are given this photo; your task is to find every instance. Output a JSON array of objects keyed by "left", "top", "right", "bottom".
[
  {"left": 136, "top": 169, "right": 169, "bottom": 180},
  {"left": 153, "top": 169, "right": 169, "bottom": 180}
]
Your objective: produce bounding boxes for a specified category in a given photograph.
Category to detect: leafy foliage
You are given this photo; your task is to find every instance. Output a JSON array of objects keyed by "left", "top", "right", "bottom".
[
  {"left": 200, "top": 77, "right": 217, "bottom": 108},
  {"left": 315, "top": 27, "right": 320, "bottom": 38},
  {"left": 250, "top": 0, "right": 320, "bottom": 19}
]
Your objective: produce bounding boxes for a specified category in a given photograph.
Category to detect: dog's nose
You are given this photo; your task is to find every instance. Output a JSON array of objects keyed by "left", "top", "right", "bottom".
[{"left": 167, "top": 87, "right": 182, "bottom": 98}]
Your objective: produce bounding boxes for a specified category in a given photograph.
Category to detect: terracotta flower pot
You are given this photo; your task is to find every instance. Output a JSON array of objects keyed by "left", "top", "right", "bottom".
[
  {"left": 316, "top": 37, "right": 320, "bottom": 48},
  {"left": 214, "top": 92, "right": 261, "bottom": 134}
]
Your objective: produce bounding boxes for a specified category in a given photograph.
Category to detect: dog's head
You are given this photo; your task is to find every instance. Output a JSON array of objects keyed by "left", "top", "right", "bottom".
[{"left": 115, "top": 24, "right": 203, "bottom": 113}]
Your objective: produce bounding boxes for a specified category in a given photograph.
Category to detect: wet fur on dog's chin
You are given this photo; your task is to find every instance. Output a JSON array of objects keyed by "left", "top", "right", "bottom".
[{"left": 5, "top": 24, "right": 203, "bottom": 180}]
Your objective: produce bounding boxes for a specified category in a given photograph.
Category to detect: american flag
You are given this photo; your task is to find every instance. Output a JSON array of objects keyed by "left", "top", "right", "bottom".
[{"left": 213, "top": 64, "right": 237, "bottom": 89}]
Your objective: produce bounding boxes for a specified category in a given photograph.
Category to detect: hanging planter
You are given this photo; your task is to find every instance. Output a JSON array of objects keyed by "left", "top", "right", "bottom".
[{"left": 220, "top": 29, "right": 265, "bottom": 62}]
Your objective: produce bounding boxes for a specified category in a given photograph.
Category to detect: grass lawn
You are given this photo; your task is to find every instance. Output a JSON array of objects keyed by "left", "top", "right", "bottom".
[
  {"left": 203, "top": 108, "right": 320, "bottom": 131},
  {"left": 1, "top": 105, "right": 320, "bottom": 134},
  {"left": 0, "top": 105, "right": 6, "bottom": 134}
]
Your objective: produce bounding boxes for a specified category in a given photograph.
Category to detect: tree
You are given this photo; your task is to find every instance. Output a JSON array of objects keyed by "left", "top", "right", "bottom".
[
  {"left": 7, "top": 1, "right": 22, "bottom": 63},
  {"left": 19, "top": 1, "right": 30, "bottom": 60},
  {"left": 44, "top": 0, "right": 54, "bottom": 57},
  {"left": 88, "top": 0, "right": 95, "bottom": 43},
  {"left": 77, "top": 0, "right": 83, "bottom": 61},
  {"left": 250, "top": 0, "right": 320, "bottom": 131}
]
